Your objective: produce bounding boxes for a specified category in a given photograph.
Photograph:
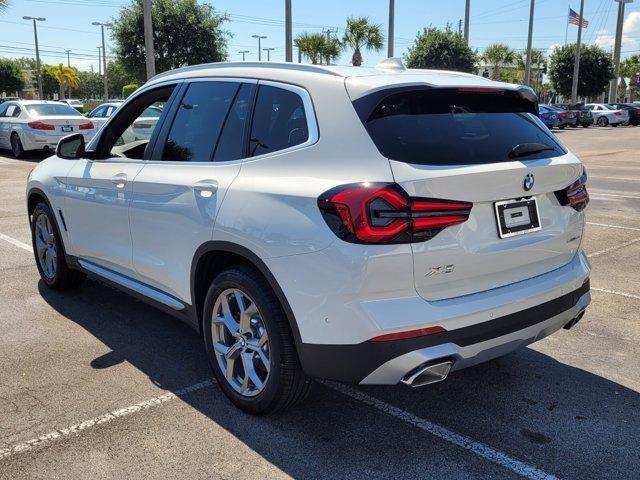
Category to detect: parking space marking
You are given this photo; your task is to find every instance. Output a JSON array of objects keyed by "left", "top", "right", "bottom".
[
  {"left": 592, "top": 287, "right": 640, "bottom": 301},
  {"left": 0, "top": 379, "right": 215, "bottom": 461},
  {"left": 324, "top": 381, "right": 558, "bottom": 480},
  {"left": 587, "top": 237, "right": 640, "bottom": 258},
  {"left": 587, "top": 222, "right": 640, "bottom": 232},
  {"left": 589, "top": 190, "right": 640, "bottom": 200},
  {"left": 0, "top": 232, "right": 32, "bottom": 252}
]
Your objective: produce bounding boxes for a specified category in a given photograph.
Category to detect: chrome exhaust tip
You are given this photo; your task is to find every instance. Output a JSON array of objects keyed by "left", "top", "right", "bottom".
[
  {"left": 401, "top": 359, "right": 454, "bottom": 388},
  {"left": 563, "top": 309, "right": 586, "bottom": 330}
]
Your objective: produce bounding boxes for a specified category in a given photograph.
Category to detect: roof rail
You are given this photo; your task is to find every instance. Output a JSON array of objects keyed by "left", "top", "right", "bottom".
[{"left": 149, "top": 61, "right": 343, "bottom": 82}]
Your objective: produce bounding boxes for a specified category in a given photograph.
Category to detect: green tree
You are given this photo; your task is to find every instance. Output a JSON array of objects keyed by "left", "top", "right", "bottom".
[
  {"left": 13, "top": 58, "right": 58, "bottom": 98},
  {"left": 0, "top": 58, "right": 25, "bottom": 95},
  {"left": 46, "top": 64, "right": 80, "bottom": 100},
  {"left": 620, "top": 54, "right": 640, "bottom": 101},
  {"left": 342, "top": 16, "right": 384, "bottom": 66},
  {"left": 111, "top": 0, "right": 229, "bottom": 83},
  {"left": 548, "top": 44, "right": 613, "bottom": 99},
  {"left": 404, "top": 26, "right": 476, "bottom": 73},
  {"left": 73, "top": 71, "right": 103, "bottom": 99},
  {"left": 0, "top": 0, "right": 9, "bottom": 11},
  {"left": 295, "top": 32, "right": 341, "bottom": 65},
  {"left": 107, "top": 60, "right": 135, "bottom": 98},
  {"left": 481, "top": 43, "right": 517, "bottom": 81},
  {"left": 122, "top": 83, "right": 139, "bottom": 98}
]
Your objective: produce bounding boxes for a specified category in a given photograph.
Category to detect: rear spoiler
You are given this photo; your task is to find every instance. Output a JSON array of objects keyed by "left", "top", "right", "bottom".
[{"left": 351, "top": 85, "right": 539, "bottom": 124}]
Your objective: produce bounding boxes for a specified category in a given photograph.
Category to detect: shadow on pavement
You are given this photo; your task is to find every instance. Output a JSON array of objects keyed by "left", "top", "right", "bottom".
[{"left": 38, "top": 278, "right": 640, "bottom": 480}]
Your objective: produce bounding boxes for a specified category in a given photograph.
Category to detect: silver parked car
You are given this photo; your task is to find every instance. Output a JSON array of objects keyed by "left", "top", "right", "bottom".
[{"left": 0, "top": 100, "right": 96, "bottom": 158}]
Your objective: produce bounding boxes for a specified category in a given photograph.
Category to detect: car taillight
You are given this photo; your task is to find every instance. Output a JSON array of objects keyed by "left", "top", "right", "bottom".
[
  {"left": 555, "top": 171, "right": 588, "bottom": 211},
  {"left": 540, "top": 113, "right": 550, "bottom": 120},
  {"left": 317, "top": 183, "right": 472, "bottom": 244},
  {"left": 614, "top": 111, "right": 623, "bottom": 116},
  {"left": 133, "top": 122, "right": 152, "bottom": 128},
  {"left": 79, "top": 121, "right": 94, "bottom": 130},
  {"left": 27, "top": 121, "right": 55, "bottom": 131}
]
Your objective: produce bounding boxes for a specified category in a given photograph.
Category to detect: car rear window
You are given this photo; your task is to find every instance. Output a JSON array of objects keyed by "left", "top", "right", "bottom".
[
  {"left": 358, "top": 88, "right": 566, "bottom": 165},
  {"left": 26, "top": 104, "right": 82, "bottom": 117}
]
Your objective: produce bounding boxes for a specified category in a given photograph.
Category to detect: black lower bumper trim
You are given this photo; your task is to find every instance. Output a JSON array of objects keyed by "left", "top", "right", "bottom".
[{"left": 298, "top": 280, "right": 590, "bottom": 383}]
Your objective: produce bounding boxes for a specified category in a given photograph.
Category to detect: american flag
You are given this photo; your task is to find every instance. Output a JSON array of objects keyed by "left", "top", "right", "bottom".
[{"left": 568, "top": 8, "right": 589, "bottom": 28}]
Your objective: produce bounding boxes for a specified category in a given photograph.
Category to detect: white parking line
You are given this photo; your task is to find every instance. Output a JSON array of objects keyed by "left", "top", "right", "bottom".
[
  {"left": 589, "top": 190, "right": 640, "bottom": 200},
  {"left": 0, "top": 232, "right": 32, "bottom": 252},
  {"left": 586, "top": 222, "right": 640, "bottom": 232},
  {"left": 0, "top": 379, "right": 215, "bottom": 461},
  {"left": 324, "top": 381, "right": 558, "bottom": 480},
  {"left": 587, "top": 237, "right": 640, "bottom": 258},
  {"left": 592, "top": 288, "right": 640, "bottom": 301}
]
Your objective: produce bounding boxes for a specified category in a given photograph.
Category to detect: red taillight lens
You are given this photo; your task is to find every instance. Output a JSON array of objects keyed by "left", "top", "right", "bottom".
[
  {"left": 79, "top": 121, "right": 94, "bottom": 130},
  {"left": 318, "top": 183, "right": 473, "bottom": 244},
  {"left": 27, "top": 121, "right": 55, "bottom": 131},
  {"left": 540, "top": 113, "right": 550, "bottom": 120},
  {"left": 614, "top": 111, "right": 622, "bottom": 116},
  {"left": 370, "top": 325, "right": 446, "bottom": 342},
  {"left": 555, "top": 171, "right": 588, "bottom": 211}
]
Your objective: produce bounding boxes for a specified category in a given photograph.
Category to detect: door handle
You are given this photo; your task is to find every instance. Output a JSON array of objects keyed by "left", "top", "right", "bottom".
[
  {"left": 193, "top": 180, "right": 218, "bottom": 198},
  {"left": 111, "top": 173, "right": 127, "bottom": 189}
]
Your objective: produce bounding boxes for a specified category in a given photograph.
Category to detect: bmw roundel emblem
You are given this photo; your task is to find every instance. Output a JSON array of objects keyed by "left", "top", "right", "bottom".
[{"left": 523, "top": 173, "right": 535, "bottom": 191}]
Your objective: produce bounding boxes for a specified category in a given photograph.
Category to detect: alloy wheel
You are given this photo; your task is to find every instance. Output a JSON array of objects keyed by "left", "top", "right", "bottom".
[
  {"left": 211, "top": 288, "right": 270, "bottom": 397},
  {"left": 35, "top": 214, "right": 57, "bottom": 278},
  {"left": 11, "top": 135, "right": 22, "bottom": 157}
]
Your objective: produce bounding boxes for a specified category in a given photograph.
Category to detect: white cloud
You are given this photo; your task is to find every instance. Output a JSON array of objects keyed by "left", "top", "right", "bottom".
[
  {"left": 593, "top": 11, "right": 640, "bottom": 52},
  {"left": 547, "top": 43, "right": 561, "bottom": 56},
  {"left": 623, "top": 11, "right": 640, "bottom": 36}
]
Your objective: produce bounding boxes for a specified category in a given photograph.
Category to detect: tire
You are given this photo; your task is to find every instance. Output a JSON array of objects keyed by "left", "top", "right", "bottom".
[
  {"left": 31, "top": 202, "right": 86, "bottom": 290},
  {"left": 558, "top": 125, "right": 566, "bottom": 130},
  {"left": 597, "top": 116, "right": 608, "bottom": 127},
  {"left": 582, "top": 124, "right": 590, "bottom": 128},
  {"left": 203, "top": 265, "right": 311, "bottom": 415},
  {"left": 612, "top": 123, "right": 619, "bottom": 127},
  {"left": 11, "top": 133, "right": 25, "bottom": 159}
]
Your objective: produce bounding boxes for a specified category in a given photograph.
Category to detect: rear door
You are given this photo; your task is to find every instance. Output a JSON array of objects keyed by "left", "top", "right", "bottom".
[
  {"left": 357, "top": 87, "right": 584, "bottom": 301},
  {"left": 129, "top": 79, "right": 255, "bottom": 302}
]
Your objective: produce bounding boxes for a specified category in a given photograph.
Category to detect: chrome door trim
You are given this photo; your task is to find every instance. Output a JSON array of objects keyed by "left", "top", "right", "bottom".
[{"left": 78, "top": 258, "right": 185, "bottom": 311}]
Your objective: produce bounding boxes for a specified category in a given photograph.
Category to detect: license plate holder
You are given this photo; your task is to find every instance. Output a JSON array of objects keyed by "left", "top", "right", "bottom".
[
  {"left": 61, "top": 125, "right": 73, "bottom": 133},
  {"left": 494, "top": 197, "right": 541, "bottom": 238}
]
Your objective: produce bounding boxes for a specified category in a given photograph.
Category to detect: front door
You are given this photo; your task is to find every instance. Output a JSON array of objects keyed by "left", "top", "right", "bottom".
[{"left": 63, "top": 84, "right": 179, "bottom": 276}]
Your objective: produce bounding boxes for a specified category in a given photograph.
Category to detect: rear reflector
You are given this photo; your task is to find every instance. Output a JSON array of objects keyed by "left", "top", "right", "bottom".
[
  {"left": 27, "top": 121, "right": 55, "bottom": 131},
  {"left": 318, "top": 183, "right": 472, "bottom": 244},
  {"left": 133, "top": 122, "right": 152, "bottom": 129},
  {"left": 370, "top": 326, "right": 446, "bottom": 342}
]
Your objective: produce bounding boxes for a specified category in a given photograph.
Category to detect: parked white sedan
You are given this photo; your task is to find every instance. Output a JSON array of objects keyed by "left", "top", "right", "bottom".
[
  {"left": 87, "top": 102, "right": 162, "bottom": 143},
  {"left": 585, "top": 103, "right": 629, "bottom": 127},
  {"left": 0, "top": 100, "right": 96, "bottom": 158}
]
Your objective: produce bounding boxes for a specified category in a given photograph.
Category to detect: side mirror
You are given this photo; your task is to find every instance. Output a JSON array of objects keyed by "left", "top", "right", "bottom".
[{"left": 56, "top": 133, "right": 86, "bottom": 159}]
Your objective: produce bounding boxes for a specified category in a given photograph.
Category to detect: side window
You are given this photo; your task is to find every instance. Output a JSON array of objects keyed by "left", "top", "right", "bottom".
[
  {"left": 106, "top": 106, "right": 116, "bottom": 117},
  {"left": 12, "top": 106, "right": 21, "bottom": 117},
  {"left": 5, "top": 105, "right": 16, "bottom": 117},
  {"left": 102, "top": 85, "right": 175, "bottom": 160},
  {"left": 90, "top": 106, "right": 106, "bottom": 118},
  {"left": 213, "top": 83, "right": 254, "bottom": 162},
  {"left": 249, "top": 85, "right": 309, "bottom": 157},
  {"left": 0, "top": 103, "right": 8, "bottom": 117},
  {"left": 161, "top": 81, "right": 239, "bottom": 162}
]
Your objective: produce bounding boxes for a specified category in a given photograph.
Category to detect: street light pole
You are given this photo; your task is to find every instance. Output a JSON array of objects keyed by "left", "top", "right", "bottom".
[
  {"left": 570, "top": 0, "right": 585, "bottom": 103},
  {"left": 285, "top": 0, "right": 292, "bottom": 62},
  {"left": 609, "top": 0, "right": 633, "bottom": 103},
  {"left": 263, "top": 47, "right": 275, "bottom": 61},
  {"left": 464, "top": 0, "right": 470, "bottom": 43},
  {"left": 66, "top": 49, "right": 72, "bottom": 98},
  {"left": 23, "top": 16, "right": 46, "bottom": 100},
  {"left": 524, "top": 0, "right": 535, "bottom": 86},
  {"left": 388, "top": 0, "right": 395, "bottom": 58},
  {"left": 143, "top": 0, "right": 156, "bottom": 80},
  {"left": 252, "top": 35, "right": 267, "bottom": 61},
  {"left": 92, "top": 21, "right": 110, "bottom": 101},
  {"left": 238, "top": 50, "right": 249, "bottom": 61}
]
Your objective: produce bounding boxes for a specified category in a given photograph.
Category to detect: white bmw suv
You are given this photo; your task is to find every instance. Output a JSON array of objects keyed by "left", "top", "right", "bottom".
[{"left": 26, "top": 60, "right": 591, "bottom": 414}]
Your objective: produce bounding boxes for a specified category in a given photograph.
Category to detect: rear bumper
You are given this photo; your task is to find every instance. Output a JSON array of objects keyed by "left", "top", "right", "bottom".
[
  {"left": 20, "top": 130, "right": 95, "bottom": 152},
  {"left": 299, "top": 279, "right": 590, "bottom": 384}
]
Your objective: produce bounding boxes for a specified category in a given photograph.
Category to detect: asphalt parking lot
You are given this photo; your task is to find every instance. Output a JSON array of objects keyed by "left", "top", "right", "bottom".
[{"left": 0, "top": 126, "right": 639, "bottom": 480}]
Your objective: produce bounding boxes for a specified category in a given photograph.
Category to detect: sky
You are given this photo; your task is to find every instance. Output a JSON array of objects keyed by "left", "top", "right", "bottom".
[{"left": 1, "top": 0, "right": 640, "bottom": 73}]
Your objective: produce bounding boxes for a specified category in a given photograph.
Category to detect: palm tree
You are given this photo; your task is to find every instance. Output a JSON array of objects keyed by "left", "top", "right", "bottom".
[
  {"left": 0, "top": 0, "right": 9, "bottom": 11},
  {"left": 515, "top": 50, "right": 547, "bottom": 87},
  {"left": 342, "top": 16, "right": 384, "bottom": 66},
  {"left": 295, "top": 33, "right": 341, "bottom": 65},
  {"left": 620, "top": 55, "right": 640, "bottom": 101},
  {"left": 481, "top": 43, "right": 517, "bottom": 81},
  {"left": 47, "top": 64, "right": 79, "bottom": 100}
]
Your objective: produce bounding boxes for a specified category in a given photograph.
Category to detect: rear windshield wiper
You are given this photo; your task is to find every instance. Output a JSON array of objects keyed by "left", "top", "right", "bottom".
[{"left": 508, "top": 143, "right": 556, "bottom": 159}]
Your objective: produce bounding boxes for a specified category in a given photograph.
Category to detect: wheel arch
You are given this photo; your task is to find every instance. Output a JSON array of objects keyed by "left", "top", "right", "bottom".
[
  {"left": 190, "top": 241, "right": 304, "bottom": 350},
  {"left": 27, "top": 187, "right": 51, "bottom": 219}
]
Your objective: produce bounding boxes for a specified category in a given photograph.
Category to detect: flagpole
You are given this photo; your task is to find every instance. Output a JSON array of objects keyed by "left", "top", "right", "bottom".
[
  {"left": 571, "top": 0, "right": 585, "bottom": 103},
  {"left": 565, "top": 5, "right": 569, "bottom": 45}
]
